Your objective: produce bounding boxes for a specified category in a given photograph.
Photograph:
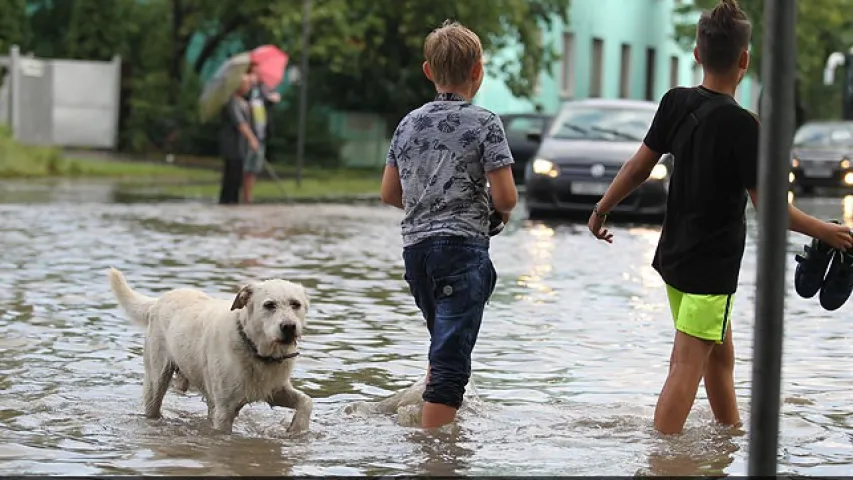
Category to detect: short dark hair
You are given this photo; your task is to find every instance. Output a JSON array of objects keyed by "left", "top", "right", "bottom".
[{"left": 696, "top": 0, "right": 752, "bottom": 74}]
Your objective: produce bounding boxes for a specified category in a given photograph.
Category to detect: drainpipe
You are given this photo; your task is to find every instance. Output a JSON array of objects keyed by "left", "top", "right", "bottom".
[{"left": 823, "top": 49, "right": 853, "bottom": 120}]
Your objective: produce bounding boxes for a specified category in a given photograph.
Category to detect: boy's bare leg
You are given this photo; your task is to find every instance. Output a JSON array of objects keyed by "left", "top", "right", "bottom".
[
  {"left": 422, "top": 402, "right": 457, "bottom": 428},
  {"left": 703, "top": 326, "right": 741, "bottom": 427},
  {"left": 654, "top": 331, "right": 715, "bottom": 434},
  {"left": 420, "top": 365, "right": 457, "bottom": 428}
]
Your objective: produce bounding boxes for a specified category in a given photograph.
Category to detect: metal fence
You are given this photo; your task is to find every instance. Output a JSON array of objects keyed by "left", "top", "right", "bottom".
[{"left": 0, "top": 46, "right": 121, "bottom": 149}]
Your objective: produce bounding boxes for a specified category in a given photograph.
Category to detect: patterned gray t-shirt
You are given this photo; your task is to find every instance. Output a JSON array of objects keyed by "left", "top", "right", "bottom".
[{"left": 387, "top": 98, "right": 514, "bottom": 247}]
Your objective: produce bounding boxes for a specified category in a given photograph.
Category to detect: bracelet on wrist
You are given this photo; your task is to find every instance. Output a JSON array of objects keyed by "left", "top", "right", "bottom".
[{"left": 593, "top": 203, "right": 609, "bottom": 218}]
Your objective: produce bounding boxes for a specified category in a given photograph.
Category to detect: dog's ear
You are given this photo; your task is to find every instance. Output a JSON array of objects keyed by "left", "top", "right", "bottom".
[{"left": 231, "top": 284, "right": 253, "bottom": 311}]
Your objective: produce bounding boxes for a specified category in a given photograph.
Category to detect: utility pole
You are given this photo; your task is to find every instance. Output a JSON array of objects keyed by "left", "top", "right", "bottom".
[
  {"left": 295, "top": 0, "right": 312, "bottom": 186},
  {"left": 748, "top": 0, "right": 796, "bottom": 475}
]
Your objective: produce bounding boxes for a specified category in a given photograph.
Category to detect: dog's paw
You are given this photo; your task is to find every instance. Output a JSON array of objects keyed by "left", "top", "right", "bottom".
[{"left": 286, "top": 414, "right": 311, "bottom": 434}]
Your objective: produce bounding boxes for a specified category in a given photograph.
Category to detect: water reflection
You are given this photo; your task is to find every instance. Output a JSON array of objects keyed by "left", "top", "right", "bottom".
[
  {"left": 516, "top": 221, "right": 556, "bottom": 304},
  {"left": 843, "top": 195, "right": 853, "bottom": 226},
  {"left": 405, "top": 427, "right": 476, "bottom": 476},
  {"left": 639, "top": 427, "right": 740, "bottom": 476}
]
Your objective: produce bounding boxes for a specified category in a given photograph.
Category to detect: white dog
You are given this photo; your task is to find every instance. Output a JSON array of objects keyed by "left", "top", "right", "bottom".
[{"left": 107, "top": 267, "right": 313, "bottom": 434}]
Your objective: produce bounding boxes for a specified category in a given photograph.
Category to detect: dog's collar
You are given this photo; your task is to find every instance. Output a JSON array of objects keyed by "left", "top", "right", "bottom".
[{"left": 236, "top": 321, "right": 299, "bottom": 364}]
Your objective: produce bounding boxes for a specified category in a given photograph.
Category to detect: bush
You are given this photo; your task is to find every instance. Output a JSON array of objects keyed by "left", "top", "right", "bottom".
[{"left": 0, "top": 124, "right": 65, "bottom": 178}]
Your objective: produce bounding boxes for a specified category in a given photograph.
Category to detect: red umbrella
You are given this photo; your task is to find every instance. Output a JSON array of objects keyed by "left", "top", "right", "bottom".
[{"left": 250, "top": 45, "right": 289, "bottom": 90}]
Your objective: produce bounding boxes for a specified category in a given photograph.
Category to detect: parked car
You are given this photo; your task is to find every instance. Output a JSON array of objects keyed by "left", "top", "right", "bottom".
[
  {"left": 789, "top": 121, "right": 853, "bottom": 194},
  {"left": 524, "top": 98, "right": 671, "bottom": 218},
  {"left": 500, "top": 113, "right": 554, "bottom": 184}
]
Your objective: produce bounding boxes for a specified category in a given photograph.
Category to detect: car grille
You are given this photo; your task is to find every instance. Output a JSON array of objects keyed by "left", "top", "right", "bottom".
[
  {"left": 557, "top": 163, "right": 621, "bottom": 178},
  {"left": 797, "top": 152, "right": 843, "bottom": 163}
]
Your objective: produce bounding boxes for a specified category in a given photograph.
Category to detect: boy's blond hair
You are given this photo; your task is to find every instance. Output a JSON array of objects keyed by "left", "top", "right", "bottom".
[{"left": 423, "top": 20, "right": 483, "bottom": 87}]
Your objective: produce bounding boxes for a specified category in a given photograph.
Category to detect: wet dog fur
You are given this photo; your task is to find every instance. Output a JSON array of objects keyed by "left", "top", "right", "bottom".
[{"left": 107, "top": 267, "right": 313, "bottom": 434}]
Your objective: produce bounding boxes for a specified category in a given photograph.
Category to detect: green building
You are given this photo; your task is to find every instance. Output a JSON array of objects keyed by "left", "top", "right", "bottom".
[{"left": 474, "top": 0, "right": 760, "bottom": 114}]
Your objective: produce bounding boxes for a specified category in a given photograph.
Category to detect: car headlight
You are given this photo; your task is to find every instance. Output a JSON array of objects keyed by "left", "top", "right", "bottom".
[
  {"left": 532, "top": 158, "right": 559, "bottom": 178},
  {"left": 842, "top": 158, "right": 851, "bottom": 169},
  {"left": 649, "top": 163, "right": 668, "bottom": 180}
]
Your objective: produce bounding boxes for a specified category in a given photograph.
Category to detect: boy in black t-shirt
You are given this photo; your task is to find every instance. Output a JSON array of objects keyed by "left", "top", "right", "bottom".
[{"left": 587, "top": 0, "right": 853, "bottom": 435}]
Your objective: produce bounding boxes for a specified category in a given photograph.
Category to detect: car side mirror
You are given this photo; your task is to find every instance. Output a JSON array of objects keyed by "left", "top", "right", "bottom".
[{"left": 526, "top": 130, "right": 542, "bottom": 143}]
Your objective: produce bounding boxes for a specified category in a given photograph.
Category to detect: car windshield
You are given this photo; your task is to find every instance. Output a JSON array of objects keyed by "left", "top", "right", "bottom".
[
  {"left": 793, "top": 124, "right": 853, "bottom": 148},
  {"left": 547, "top": 104, "right": 655, "bottom": 142}
]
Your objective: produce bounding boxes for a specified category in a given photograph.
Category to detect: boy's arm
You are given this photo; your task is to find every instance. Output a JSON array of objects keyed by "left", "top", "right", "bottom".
[
  {"left": 380, "top": 165, "right": 404, "bottom": 209},
  {"left": 593, "top": 143, "right": 662, "bottom": 215},
  {"left": 380, "top": 127, "right": 404, "bottom": 209},
  {"left": 740, "top": 113, "right": 852, "bottom": 249},
  {"left": 588, "top": 92, "right": 673, "bottom": 242},
  {"left": 482, "top": 114, "right": 517, "bottom": 214},
  {"left": 747, "top": 190, "right": 853, "bottom": 250}
]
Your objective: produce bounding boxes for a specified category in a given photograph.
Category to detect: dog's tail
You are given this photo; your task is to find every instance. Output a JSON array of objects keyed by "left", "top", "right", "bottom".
[{"left": 108, "top": 267, "right": 156, "bottom": 327}]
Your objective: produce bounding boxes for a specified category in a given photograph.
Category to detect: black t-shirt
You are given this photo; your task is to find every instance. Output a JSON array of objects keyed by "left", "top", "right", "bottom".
[{"left": 644, "top": 86, "right": 759, "bottom": 295}]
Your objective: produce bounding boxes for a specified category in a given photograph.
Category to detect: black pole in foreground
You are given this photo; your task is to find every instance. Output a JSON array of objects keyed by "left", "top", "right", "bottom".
[
  {"left": 748, "top": 0, "right": 797, "bottom": 475},
  {"left": 295, "top": 0, "right": 312, "bottom": 187}
]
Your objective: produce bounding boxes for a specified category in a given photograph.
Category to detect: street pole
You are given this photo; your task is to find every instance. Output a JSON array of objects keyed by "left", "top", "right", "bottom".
[
  {"left": 748, "top": 0, "right": 796, "bottom": 476},
  {"left": 295, "top": 0, "right": 312, "bottom": 187}
]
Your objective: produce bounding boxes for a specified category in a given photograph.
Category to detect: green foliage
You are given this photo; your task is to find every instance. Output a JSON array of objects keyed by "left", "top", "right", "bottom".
[
  {"left": 26, "top": 0, "right": 75, "bottom": 58},
  {"left": 20, "top": 0, "right": 570, "bottom": 160},
  {"left": 265, "top": 0, "right": 569, "bottom": 126},
  {"left": 0, "top": 125, "right": 66, "bottom": 178},
  {"left": 66, "top": 0, "right": 129, "bottom": 61},
  {"left": 675, "top": 0, "right": 853, "bottom": 120},
  {"left": 0, "top": 0, "right": 28, "bottom": 55}
]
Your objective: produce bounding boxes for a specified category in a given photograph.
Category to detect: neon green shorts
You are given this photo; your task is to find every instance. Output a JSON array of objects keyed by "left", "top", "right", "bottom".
[{"left": 665, "top": 284, "right": 734, "bottom": 344}]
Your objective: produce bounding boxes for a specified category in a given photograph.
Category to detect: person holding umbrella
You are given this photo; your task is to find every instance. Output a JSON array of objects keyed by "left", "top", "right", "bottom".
[
  {"left": 242, "top": 61, "right": 282, "bottom": 204},
  {"left": 199, "top": 46, "right": 289, "bottom": 205},
  {"left": 218, "top": 74, "right": 258, "bottom": 205}
]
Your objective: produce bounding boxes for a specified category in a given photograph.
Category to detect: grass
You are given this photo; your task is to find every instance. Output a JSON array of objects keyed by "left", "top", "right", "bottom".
[
  {"left": 0, "top": 126, "right": 382, "bottom": 201},
  {"left": 0, "top": 128, "right": 216, "bottom": 182},
  {"left": 120, "top": 173, "right": 381, "bottom": 202}
]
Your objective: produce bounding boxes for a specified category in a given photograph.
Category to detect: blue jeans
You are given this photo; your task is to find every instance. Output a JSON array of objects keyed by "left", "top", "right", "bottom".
[{"left": 403, "top": 236, "right": 497, "bottom": 409}]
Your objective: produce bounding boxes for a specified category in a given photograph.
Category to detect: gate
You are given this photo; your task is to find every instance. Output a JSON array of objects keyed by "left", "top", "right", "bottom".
[{"left": 3, "top": 45, "right": 121, "bottom": 149}]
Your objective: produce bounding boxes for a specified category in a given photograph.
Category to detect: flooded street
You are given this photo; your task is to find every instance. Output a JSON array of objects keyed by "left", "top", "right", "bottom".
[{"left": 1, "top": 184, "right": 853, "bottom": 476}]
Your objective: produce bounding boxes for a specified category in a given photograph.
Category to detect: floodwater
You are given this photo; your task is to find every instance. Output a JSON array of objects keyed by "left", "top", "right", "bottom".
[{"left": 2, "top": 181, "right": 853, "bottom": 476}]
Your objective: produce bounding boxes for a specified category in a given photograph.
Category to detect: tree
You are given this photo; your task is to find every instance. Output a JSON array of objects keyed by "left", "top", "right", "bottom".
[
  {"left": 66, "top": 0, "right": 130, "bottom": 61},
  {"left": 25, "top": 0, "right": 75, "bottom": 58},
  {"left": 675, "top": 0, "right": 853, "bottom": 120},
  {"left": 0, "top": 0, "right": 29, "bottom": 56},
  {"left": 264, "top": 0, "right": 570, "bottom": 128}
]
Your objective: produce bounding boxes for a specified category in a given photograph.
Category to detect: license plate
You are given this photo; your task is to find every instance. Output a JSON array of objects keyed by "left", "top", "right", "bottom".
[
  {"left": 803, "top": 166, "right": 833, "bottom": 178},
  {"left": 571, "top": 181, "right": 609, "bottom": 195}
]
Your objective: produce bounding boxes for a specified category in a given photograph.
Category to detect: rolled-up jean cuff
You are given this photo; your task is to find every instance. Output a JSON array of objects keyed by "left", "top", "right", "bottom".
[{"left": 422, "top": 370, "right": 467, "bottom": 409}]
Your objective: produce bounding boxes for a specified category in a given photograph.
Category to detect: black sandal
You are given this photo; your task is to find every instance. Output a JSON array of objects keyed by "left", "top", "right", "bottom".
[
  {"left": 793, "top": 221, "right": 837, "bottom": 299},
  {"left": 820, "top": 246, "right": 853, "bottom": 311}
]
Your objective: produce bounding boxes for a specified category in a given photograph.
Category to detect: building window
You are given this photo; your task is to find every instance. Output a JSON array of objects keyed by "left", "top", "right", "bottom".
[
  {"left": 620, "top": 43, "right": 632, "bottom": 98},
  {"left": 670, "top": 56, "right": 680, "bottom": 88},
  {"left": 645, "top": 47, "right": 657, "bottom": 101},
  {"left": 590, "top": 38, "right": 604, "bottom": 98},
  {"left": 561, "top": 32, "right": 576, "bottom": 98}
]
